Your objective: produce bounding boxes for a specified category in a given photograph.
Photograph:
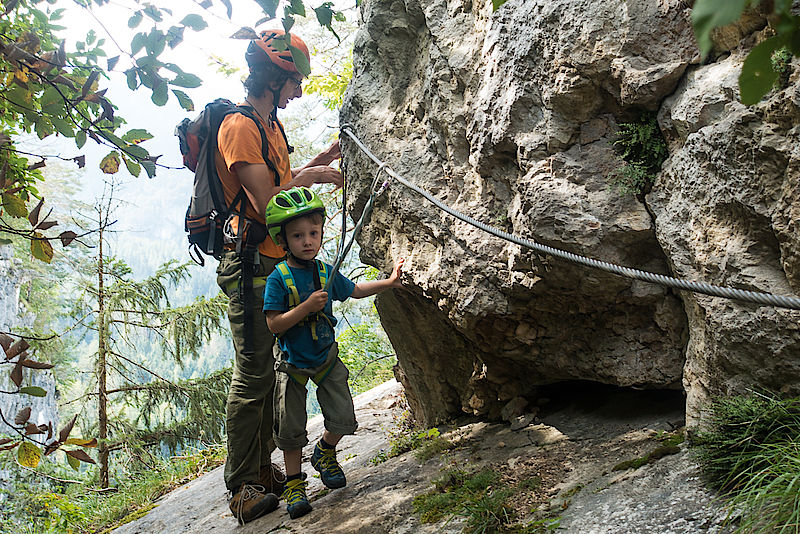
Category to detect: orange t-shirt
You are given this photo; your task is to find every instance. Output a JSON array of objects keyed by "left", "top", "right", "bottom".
[{"left": 216, "top": 110, "right": 292, "bottom": 257}]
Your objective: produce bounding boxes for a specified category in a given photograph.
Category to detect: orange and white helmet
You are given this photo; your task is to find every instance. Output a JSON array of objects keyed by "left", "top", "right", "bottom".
[{"left": 246, "top": 29, "right": 310, "bottom": 74}]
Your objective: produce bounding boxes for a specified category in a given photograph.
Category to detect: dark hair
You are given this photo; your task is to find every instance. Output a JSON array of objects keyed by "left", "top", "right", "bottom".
[{"left": 243, "top": 62, "right": 291, "bottom": 99}]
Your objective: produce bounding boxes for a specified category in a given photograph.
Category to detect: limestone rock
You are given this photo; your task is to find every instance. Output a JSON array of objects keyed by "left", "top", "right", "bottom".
[
  {"left": 342, "top": 0, "right": 800, "bottom": 428},
  {"left": 342, "top": 0, "right": 693, "bottom": 425},
  {"left": 649, "top": 52, "right": 800, "bottom": 425}
]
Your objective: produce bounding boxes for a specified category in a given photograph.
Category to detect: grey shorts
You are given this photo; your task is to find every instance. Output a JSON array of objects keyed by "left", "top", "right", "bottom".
[{"left": 273, "top": 343, "right": 358, "bottom": 451}]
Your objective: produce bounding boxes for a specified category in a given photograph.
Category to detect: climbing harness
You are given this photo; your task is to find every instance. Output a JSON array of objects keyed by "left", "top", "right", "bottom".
[
  {"left": 337, "top": 125, "right": 800, "bottom": 311},
  {"left": 274, "top": 259, "right": 333, "bottom": 341}
]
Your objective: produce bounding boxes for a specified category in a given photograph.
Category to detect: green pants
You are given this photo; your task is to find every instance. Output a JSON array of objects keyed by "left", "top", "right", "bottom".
[
  {"left": 217, "top": 251, "right": 281, "bottom": 491},
  {"left": 273, "top": 343, "right": 359, "bottom": 451}
]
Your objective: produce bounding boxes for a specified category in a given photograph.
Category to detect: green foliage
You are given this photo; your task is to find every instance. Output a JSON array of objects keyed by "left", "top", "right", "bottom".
[
  {"left": 305, "top": 52, "right": 353, "bottom": 111},
  {"left": 691, "top": 0, "right": 800, "bottom": 105},
  {"left": 492, "top": 0, "right": 509, "bottom": 11},
  {"left": 370, "top": 403, "right": 450, "bottom": 465},
  {"left": 0, "top": 0, "right": 347, "bottom": 261},
  {"left": 694, "top": 392, "right": 800, "bottom": 532},
  {"left": 413, "top": 467, "right": 516, "bottom": 533},
  {"left": 337, "top": 318, "right": 396, "bottom": 395},
  {"left": 772, "top": 46, "right": 793, "bottom": 89},
  {"left": 609, "top": 113, "right": 668, "bottom": 196},
  {"left": 1, "top": 444, "right": 226, "bottom": 534}
]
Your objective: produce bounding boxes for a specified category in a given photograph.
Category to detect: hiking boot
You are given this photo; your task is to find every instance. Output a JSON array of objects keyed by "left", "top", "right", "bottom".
[
  {"left": 228, "top": 483, "right": 279, "bottom": 525},
  {"left": 259, "top": 463, "right": 287, "bottom": 495},
  {"left": 310, "top": 441, "right": 347, "bottom": 489},
  {"left": 282, "top": 478, "right": 312, "bottom": 519}
]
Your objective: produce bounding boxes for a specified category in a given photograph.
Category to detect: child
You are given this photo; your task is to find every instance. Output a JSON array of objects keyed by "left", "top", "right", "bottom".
[{"left": 262, "top": 186, "right": 404, "bottom": 519}]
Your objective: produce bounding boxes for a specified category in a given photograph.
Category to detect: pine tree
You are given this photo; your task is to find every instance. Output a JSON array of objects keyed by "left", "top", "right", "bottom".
[{"left": 69, "top": 184, "right": 229, "bottom": 488}]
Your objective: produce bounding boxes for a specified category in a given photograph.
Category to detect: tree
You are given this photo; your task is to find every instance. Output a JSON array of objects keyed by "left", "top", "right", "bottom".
[
  {"left": 0, "top": 0, "right": 350, "bottom": 262},
  {"left": 64, "top": 182, "right": 229, "bottom": 487}
]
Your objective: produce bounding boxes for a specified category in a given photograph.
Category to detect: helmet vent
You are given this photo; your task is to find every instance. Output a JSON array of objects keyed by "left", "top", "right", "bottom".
[
  {"left": 275, "top": 196, "right": 292, "bottom": 208},
  {"left": 289, "top": 190, "right": 303, "bottom": 204},
  {"left": 302, "top": 189, "right": 313, "bottom": 201}
]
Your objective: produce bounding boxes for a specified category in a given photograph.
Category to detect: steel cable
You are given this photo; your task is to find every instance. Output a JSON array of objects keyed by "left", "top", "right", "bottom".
[{"left": 340, "top": 126, "right": 800, "bottom": 311}]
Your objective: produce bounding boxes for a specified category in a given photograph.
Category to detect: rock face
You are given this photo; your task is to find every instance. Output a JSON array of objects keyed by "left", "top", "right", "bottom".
[
  {"left": 651, "top": 49, "right": 800, "bottom": 424},
  {"left": 0, "top": 245, "right": 59, "bottom": 435},
  {"left": 341, "top": 0, "right": 800, "bottom": 427}
]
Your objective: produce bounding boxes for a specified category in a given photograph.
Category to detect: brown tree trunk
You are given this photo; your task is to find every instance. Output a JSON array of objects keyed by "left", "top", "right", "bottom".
[{"left": 97, "top": 228, "right": 109, "bottom": 489}]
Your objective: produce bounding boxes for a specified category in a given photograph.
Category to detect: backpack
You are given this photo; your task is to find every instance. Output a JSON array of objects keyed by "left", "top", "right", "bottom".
[{"left": 175, "top": 98, "right": 291, "bottom": 266}]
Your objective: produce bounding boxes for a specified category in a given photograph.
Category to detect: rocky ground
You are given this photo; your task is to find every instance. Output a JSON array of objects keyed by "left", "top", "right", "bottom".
[{"left": 111, "top": 380, "right": 733, "bottom": 533}]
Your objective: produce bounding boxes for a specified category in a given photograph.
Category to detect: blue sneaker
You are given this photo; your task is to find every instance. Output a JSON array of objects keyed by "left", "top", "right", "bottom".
[
  {"left": 310, "top": 441, "right": 347, "bottom": 489},
  {"left": 282, "top": 478, "right": 312, "bottom": 519}
]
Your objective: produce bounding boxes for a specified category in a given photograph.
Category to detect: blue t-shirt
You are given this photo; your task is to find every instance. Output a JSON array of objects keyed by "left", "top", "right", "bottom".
[{"left": 263, "top": 261, "right": 355, "bottom": 368}]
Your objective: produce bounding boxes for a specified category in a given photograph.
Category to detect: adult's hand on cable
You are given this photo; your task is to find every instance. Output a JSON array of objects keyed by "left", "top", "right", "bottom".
[{"left": 296, "top": 165, "right": 343, "bottom": 190}]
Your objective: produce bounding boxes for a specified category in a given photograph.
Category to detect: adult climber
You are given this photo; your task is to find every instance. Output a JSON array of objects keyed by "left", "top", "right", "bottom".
[{"left": 215, "top": 29, "right": 342, "bottom": 524}]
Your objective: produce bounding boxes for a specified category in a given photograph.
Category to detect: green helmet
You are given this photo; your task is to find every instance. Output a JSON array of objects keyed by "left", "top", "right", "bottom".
[{"left": 266, "top": 186, "right": 326, "bottom": 245}]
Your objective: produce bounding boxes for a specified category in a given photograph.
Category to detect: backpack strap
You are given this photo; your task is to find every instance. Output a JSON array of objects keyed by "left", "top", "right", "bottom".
[
  {"left": 276, "top": 261, "right": 301, "bottom": 308},
  {"left": 275, "top": 260, "right": 333, "bottom": 341},
  {"left": 238, "top": 105, "right": 286, "bottom": 187}
]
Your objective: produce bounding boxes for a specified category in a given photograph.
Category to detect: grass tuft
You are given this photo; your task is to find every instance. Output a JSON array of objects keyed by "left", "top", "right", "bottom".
[{"left": 694, "top": 392, "right": 800, "bottom": 532}]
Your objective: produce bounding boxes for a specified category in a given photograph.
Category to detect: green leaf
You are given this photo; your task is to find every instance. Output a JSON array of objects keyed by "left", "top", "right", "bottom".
[
  {"left": 288, "top": 44, "right": 311, "bottom": 77},
  {"left": 18, "top": 442, "right": 41, "bottom": 468},
  {"left": 125, "top": 144, "right": 149, "bottom": 159},
  {"left": 125, "top": 68, "right": 138, "bottom": 90},
  {"left": 254, "top": 0, "right": 278, "bottom": 18},
  {"left": 131, "top": 32, "right": 147, "bottom": 55},
  {"left": 128, "top": 11, "right": 143, "bottom": 28},
  {"left": 151, "top": 80, "right": 169, "bottom": 106},
  {"left": 141, "top": 159, "right": 157, "bottom": 178},
  {"left": 740, "top": 35, "right": 785, "bottom": 105},
  {"left": 143, "top": 4, "right": 163, "bottom": 22},
  {"left": 40, "top": 86, "right": 62, "bottom": 113},
  {"left": 172, "top": 89, "right": 194, "bottom": 111},
  {"left": 75, "top": 130, "right": 87, "bottom": 149},
  {"left": 691, "top": 0, "right": 751, "bottom": 57},
  {"left": 314, "top": 5, "right": 333, "bottom": 27},
  {"left": 123, "top": 157, "right": 141, "bottom": 177},
  {"left": 122, "top": 129, "right": 153, "bottom": 144},
  {"left": 289, "top": 0, "right": 306, "bottom": 17},
  {"left": 51, "top": 118, "right": 74, "bottom": 138},
  {"left": 171, "top": 72, "right": 202, "bottom": 88},
  {"left": 31, "top": 233, "right": 54, "bottom": 263},
  {"left": 283, "top": 13, "right": 295, "bottom": 33},
  {"left": 20, "top": 386, "right": 47, "bottom": 397},
  {"left": 180, "top": 14, "right": 208, "bottom": 31},
  {"left": 35, "top": 119, "right": 54, "bottom": 139},
  {"left": 145, "top": 30, "right": 167, "bottom": 57},
  {"left": 86, "top": 29, "right": 96, "bottom": 45},
  {"left": 167, "top": 25, "right": 185, "bottom": 48},
  {"left": 66, "top": 451, "right": 80, "bottom": 471},
  {"left": 2, "top": 194, "right": 27, "bottom": 218},
  {"left": 492, "top": 0, "right": 507, "bottom": 10}
]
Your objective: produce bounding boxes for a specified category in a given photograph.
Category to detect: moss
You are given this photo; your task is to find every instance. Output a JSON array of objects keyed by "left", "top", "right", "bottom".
[
  {"left": 612, "top": 447, "right": 681, "bottom": 471},
  {"left": 99, "top": 503, "right": 156, "bottom": 533}
]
